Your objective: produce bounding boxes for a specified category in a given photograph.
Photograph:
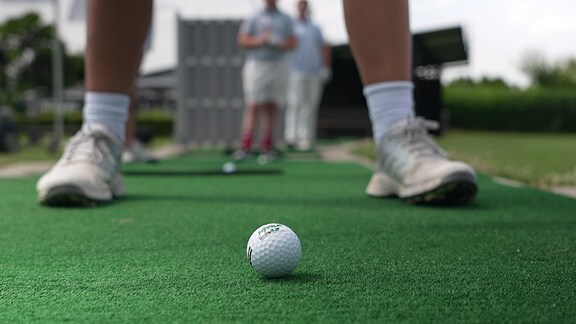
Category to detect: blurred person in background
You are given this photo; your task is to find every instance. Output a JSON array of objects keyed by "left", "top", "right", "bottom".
[
  {"left": 235, "top": 0, "right": 296, "bottom": 162},
  {"left": 284, "top": 0, "right": 331, "bottom": 152}
]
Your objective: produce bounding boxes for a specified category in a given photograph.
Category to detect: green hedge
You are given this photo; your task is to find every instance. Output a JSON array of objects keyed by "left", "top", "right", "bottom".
[
  {"left": 444, "top": 86, "right": 576, "bottom": 132},
  {"left": 131, "top": 110, "right": 173, "bottom": 137},
  {"left": 16, "top": 109, "right": 173, "bottom": 136}
]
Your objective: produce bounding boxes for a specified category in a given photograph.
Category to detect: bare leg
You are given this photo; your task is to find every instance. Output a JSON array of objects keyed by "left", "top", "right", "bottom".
[
  {"left": 242, "top": 104, "right": 258, "bottom": 135},
  {"left": 344, "top": 0, "right": 478, "bottom": 204},
  {"left": 86, "top": 0, "right": 152, "bottom": 94},
  {"left": 284, "top": 74, "right": 299, "bottom": 146},
  {"left": 241, "top": 103, "right": 261, "bottom": 151},
  {"left": 36, "top": 0, "right": 153, "bottom": 207},
  {"left": 125, "top": 53, "right": 145, "bottom": 148},
  {"left": 343, "top": 0, "right": 414, "bottom": 142},
  {"left": 343, "top": 0, "right": 411, "bottom": 84},
  {"left": 262, "top": 102, "right": 277, "bottom": 151},
  {"left": 124, "top": 85, "right": 138, "bottom": 148}
]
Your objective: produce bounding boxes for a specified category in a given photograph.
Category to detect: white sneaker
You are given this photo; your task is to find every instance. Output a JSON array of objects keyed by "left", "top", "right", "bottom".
[
  {"left": 232, "top": 149, "right": 252, "bottom": 162},
  {"left": 257, "top": 149, "right": 281, "bottom": 165},
  {"left": 366, "top": 117, "right": 477, "bottom": 204},
  {"left": 296, "top": 140, "right": 313, "bottom": 152},
  {"left": 122, "top": 139, "right": 158, "bottom": 163},
  {"left": 36, "top": 125, "right": 125, "bottom": 207}
]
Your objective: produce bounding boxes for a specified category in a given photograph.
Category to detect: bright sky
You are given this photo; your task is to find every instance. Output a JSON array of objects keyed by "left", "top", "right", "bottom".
[{"left": 2, "top": 0, "right": 576, "bottom": 87}]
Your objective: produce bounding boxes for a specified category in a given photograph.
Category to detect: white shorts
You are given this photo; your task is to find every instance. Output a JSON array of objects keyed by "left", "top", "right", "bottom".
[{"left": 242, "top": 58, "right": 289, "bottom": 105}]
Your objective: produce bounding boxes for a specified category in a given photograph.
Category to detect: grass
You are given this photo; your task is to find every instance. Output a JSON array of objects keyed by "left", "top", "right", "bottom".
[
  {"left": 437, "top": 131, "right": 576, "bottom": 187},
  {"left": 352, "top": 130, "right": 576, "bottom": 188},
  {"left": 1, "top": 155, "right": 575, "bottom": 322}
]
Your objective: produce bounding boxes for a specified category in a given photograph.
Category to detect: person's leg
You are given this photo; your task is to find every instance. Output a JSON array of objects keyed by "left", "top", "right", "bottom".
[
  {"left": 343, "top": 0, "right": 411, "bottom": 84},
  {"left": 36, "top": 0, "right": 153, "bottom": 207},
  {"left": 344, "top": 0, "right": 477, "bottom": 204},
  {"left": 124, "top": 50, "right": 145, "bottom": 151},
  {"left": 260, "top": 59, "right": 288, "bottom": 156},
  {"left": 284, "top": 72, "right": 300, "bottom": 148},
  {"left": 300, "top": 73, "right": 323, "bottom": 151},
  {"left": 86, "top": 0, "right": 152, "bottom": 94},
  {"left": 291, "top": 73, "right": 309, "bottom": 150},
  {"left": 241, "top": 103, "right": 260, "bottom": 152},
  {"left": 124, "top": 84, "right": 138, "bottom": 149},
  {"left": 123, "top": 79, "right": 158, "bottom": 164},
  {"left": 261, "top": 102, "right": 277, "bottom": 152},
  {"left": 82, "top": 0, "right": 152, "bottom": 141},
  {"left": 238, "top": 59, "right": 265, "bottom": 158},
  {"left": 343, "top": 0, "right": 413, "bottom": 141}
]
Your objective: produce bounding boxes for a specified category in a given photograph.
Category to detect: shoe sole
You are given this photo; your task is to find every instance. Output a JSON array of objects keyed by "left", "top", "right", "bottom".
[
  {"left": 367, "top": 171, "right": 478, "bottom": 205},
  {"left": 39, "top": 185, "right": 111, "bottom": 207},
  {"left": 404, "top": 180, "right": 478, "bottom": 205}
]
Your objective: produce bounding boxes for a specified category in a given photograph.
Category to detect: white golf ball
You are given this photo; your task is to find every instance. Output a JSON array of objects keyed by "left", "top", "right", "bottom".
[
  {"left": 246, "top": 223, "right": 302, "bottom": 278},
  {"left": 222, "top": 162, "right": 236, "bottom": 173},
  {"left": 257, "top": 155, "right": 268, "bottom": 165}
]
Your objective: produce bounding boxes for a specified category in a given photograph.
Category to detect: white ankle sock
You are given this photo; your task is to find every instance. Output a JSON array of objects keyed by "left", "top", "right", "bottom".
[
  {"left": 82, "top": 92, "right": 130, "bottom": 141},
  {"left": 363, "top": 81, "right": 414, "bottom": 143}
]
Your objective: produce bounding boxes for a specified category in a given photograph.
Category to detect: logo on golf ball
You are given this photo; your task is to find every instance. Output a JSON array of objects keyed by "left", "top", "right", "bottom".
[
  {"left": 247, "top": 223, "right": 302, "bottom": 278},
  {"left": 256, "top": 223, "right": 281, "bottom": 240}
]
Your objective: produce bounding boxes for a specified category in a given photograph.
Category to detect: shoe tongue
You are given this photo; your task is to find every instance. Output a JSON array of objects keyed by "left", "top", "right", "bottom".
[
  {"left": 62, "top": 125, "right": 122, "bottom": 164},
  {"left": 400, "top": 119, "right": 447, "bottom": 158},
  {"left": 403, "top": 117, "right": 438, "bottom": 132},
  {"left": 63, "top": 133, "right": 97, "bottom": 162},
  {"left": 81, "top": 123, "right": 122, "bottom": 145}
]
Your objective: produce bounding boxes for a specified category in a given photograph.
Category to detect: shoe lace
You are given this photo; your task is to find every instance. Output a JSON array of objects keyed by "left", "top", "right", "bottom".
[
  {"left": 379, "top": 117, "right": 448, "bottom": 177},
  {"left": 61, "top": 131, "right": 117, "bottom": 166},
  {"left": 389, "top": 117, "right": 447, "bottom": 158}
]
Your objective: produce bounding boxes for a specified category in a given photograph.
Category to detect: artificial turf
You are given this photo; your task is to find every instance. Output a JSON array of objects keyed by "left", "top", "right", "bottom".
[{"left": 1, "top": 153, "right": 575, "bottom": 322}]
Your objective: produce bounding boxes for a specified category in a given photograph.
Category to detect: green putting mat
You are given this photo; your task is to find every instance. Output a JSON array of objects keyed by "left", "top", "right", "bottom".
[{"left": 0, "top": 154, "right": 574, "bottom": 322}]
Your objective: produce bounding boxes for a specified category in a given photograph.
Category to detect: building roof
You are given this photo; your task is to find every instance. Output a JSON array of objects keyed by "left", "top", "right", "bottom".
[
  {"left": 413, "top": 26, "right": 468, "bottom": 67},
  {"left": 332, "top": 26, "right": 468, "bottom": 68},
  {"left": 138, "top": 68, "right": 175, "bottom": 89}
]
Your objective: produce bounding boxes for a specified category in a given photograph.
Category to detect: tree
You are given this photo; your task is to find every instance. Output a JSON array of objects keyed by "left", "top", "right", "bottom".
[
  {"left": 520, "top": 50, "right": 576, "bottom": 89},
  {"left": 446, "top": 77, "right": 476, "bottom": 87},
  {"left": 446, "top": 76, "right": 510, "bottom": 89},
  {"left": 0, "top": 12, "right": 84, "bottom": 109},
  {"left": 477, "top": 76, "right": 509, "bottom": 88}
]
